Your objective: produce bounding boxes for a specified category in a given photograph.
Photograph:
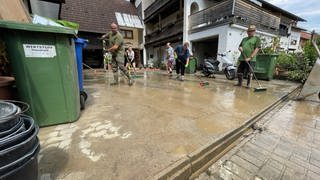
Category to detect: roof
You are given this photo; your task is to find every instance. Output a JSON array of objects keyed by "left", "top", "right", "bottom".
[
  {"left": 115, "top": 12, "right": 143, "bottom": 29},
  {"left": 300, "top": 31, "right": 311, "bottom": 40},
  {"left": 60, "top": 0, "right": 139, "bottom": 34},
  {"left": 258, "top": 0, "right": 306, "bottom": 22}
]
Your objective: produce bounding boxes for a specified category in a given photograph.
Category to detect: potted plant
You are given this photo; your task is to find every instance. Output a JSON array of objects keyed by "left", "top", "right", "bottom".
[{"left": 274, "top": 52, "right": 295, "bottom": 78}]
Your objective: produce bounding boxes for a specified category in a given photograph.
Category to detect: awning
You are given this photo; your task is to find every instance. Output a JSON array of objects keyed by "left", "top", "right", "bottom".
[{"left": 115, "top": 12, "right": 143, "bottom": 29}]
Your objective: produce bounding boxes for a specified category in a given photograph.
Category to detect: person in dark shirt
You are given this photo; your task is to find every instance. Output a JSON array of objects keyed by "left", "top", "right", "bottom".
[{"left": 174, "top": 42, "right": 190, "bottom": 81}]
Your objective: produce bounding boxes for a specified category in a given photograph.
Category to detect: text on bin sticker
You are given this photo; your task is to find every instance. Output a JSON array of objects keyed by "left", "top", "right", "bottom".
[{"left": 23, "top": 44, "right": 56, "bottom": 58}]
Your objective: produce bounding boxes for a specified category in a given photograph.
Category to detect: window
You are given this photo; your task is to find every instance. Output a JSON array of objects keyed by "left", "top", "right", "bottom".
[
  {"left": 190, "top": 2, "right": 199, "bottom": 15},
  {"left": 291, "top": 39, "right": 297, "bottom": 45},
  {"left": 120, "top": 29, "right": 133, "bottom": 39}
]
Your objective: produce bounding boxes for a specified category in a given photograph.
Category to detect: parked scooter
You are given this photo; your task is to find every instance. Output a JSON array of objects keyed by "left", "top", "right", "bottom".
[
  {"left": 202, "top": 51, "right": 237, "bottom": 80},
  {"left": 202, "top": 58, "right": 220, "bottom": 78},
  {"left": 217, "top": 51, "right": 237, "bottom": 80}
]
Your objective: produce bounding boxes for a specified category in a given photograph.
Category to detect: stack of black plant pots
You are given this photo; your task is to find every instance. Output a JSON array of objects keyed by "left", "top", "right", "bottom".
[{"left": 0, "top": 101, "right": 40, "bottom": 180}]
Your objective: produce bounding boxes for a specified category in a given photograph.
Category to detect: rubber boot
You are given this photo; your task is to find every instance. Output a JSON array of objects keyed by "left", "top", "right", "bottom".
[
  {"left": 246, "top": 73, "right": 253, "bottom": 88},
  {"left": 110, "top": 74, "right": 119, "bottom": 85},
  {"left": 128, "top": 78, "right": 134, "bottom": 86},
  {"left": 235, "top": 73, "right": 243, "bottom": 86}
]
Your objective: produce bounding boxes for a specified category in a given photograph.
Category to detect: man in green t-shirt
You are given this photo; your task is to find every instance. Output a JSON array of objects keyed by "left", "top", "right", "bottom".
[
  {"left": 235, "top": 25, "right": 261, "bottom": 88},
  {"left": 101, "top": 22, "right": 133, "bottom": 86}
]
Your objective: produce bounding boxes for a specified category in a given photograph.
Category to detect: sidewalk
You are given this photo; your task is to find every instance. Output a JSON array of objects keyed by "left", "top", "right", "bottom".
[{"left": 197, "top": 100, "right": 320, "bottom": 180}]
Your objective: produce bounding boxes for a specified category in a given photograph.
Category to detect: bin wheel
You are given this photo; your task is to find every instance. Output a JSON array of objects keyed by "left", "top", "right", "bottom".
[
  {"left": 81, "top": 91, "right": 88, "bottom": 101},
  {"left": 80, "top": 94, "right": 85, "bottom": 110}
]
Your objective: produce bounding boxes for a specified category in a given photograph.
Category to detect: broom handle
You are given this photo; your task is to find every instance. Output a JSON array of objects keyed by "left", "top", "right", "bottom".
[
  {"left": 245, "top": 61, "right": 263, "bottom": 87},
  {"left": 241, "top": 53, "right": 263, "bottom": 87},
  {"left": 83, "top": 63, "right": 95, "bottom": 71}
]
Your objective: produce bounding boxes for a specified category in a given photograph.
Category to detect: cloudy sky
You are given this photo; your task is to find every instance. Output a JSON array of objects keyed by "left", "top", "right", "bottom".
[{"left": 266, "top": 0, "right": 320, "bottom": 32}]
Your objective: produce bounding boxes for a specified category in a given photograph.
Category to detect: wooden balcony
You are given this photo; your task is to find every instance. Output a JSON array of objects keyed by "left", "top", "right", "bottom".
[
  {"left": 145, "top": 20, "right": 183, "bottom": 46},
  {"left": 144, "top": 0, "right": 171, "bottom": 22},
  {"left": 189, "top": 0, "right": 234, "bottom": 32},
  {"left": 233, "top": 0, "right": 280, "bottom": 34},
  {"left": 189, "top": 0, "right": 280, "bottom": 35}
]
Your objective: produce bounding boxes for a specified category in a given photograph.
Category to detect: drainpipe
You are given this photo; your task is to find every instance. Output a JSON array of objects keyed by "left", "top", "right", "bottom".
[
  {"left": 183, "top": 0, "right": 188, "bottom": 44},
  {"left": 142, "top": 2, "right": 147, "bottom": 67},
  {"left": 58, "top": 2, "right": 62, "bottom": 19},
  {"left": 158, "top": 14, "right": 161, "bottom": 31},
  {"left": 26, "top": 0, "right": 32, "bottom": 14},
  {"left": 232, "top": 0, "right": 236, "bottom": 15}
]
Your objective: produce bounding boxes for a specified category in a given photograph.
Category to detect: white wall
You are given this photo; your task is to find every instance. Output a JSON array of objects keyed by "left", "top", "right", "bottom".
[
  {"left": 30, "top": 0, "right": 59, "bottom": 19},
  {"left": 188, "top": 23, "right": 276, "bottom": 69},
  {"left": 184, "top": 0, "right": 219, "bottom": 43},
  {"left": 280, "top": 29, "right": 301, "bottom": 51},
  {"left": 142, "top": 0, "right": 154, "bottom": 66},
  {"left": 188, "top": 24, "right": 229, "bottom": 51}
]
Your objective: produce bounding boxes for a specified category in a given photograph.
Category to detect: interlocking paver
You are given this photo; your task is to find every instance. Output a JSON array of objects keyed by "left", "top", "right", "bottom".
[
  {"left": 257, "top": 164, "right": 282, "bottom": 180},
  {"left": 281, "top": 167, "right": 306, "bottom": 180},
  {"left": 307, "top": 170, "right": 320, "bottom": 180},
  {"left": 230, "top": 155, "right": 259, "bottom": 174},
  {"left": 197, "top": 101, "right": 320, "bottom": 179},
  {"left": 236, "top": 149, "right": 264, "bottom": 168}
]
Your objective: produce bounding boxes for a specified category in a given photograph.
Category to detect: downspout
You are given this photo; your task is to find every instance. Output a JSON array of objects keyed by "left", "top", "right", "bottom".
[
  {"left": 27, "top": 0, "right": 32, "bottom": 14},
  {"left": 232, "top": 0, "right": 236, "bottom": 15},
  {"left": 58, "top": 2, "right": 62, "bottom": 19}
]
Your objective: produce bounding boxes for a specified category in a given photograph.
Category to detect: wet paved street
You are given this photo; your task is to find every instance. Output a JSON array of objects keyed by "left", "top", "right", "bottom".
[
  {"left": 38, "top": 70, "right": 300, "bottom": 179},
  {"left": 196, "top": 100, "right": 320, "bottom": 180}
]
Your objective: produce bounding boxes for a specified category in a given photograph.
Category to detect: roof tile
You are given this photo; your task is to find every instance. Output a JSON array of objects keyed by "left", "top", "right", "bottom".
[{"left": 61, "top": 0, "right": 138, "bottom": 33}]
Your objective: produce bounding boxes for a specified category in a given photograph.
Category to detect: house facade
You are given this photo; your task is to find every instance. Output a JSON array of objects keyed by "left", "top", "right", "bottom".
[
  {"left": 60, "top": 0, "right": 144, "bottom": 68},
  {"left": 23, "top": 0, "right": 144, "bottom": 68},
  {"left": 143, "top": 0, "right": 184, "bottom": 66},
  {"left": 143, "top": 0, "right": 305, "bottom": 69}
]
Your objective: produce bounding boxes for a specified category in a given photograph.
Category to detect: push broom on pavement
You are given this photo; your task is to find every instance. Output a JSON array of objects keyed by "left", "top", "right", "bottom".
[{"left": 242, "top": 53, "right": 267, "bottom": 92}]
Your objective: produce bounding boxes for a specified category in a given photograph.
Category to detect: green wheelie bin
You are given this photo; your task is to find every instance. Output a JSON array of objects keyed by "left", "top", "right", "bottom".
[
  {"left": 254, "top": 54, "right": 278, "bottom": 81},
  {"left": 0, "top": 20, "right": 80, "bottom": 127},
  {"left": 185, "top": 57, "right": 197, "bottom": 74}
]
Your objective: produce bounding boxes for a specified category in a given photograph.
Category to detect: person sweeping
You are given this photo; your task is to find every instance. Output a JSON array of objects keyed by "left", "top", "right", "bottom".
[{"left": 235, "top": 25, "right": 261, "bottom": 88}]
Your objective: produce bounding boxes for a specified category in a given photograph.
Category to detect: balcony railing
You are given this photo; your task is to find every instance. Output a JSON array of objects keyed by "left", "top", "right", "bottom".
[
  {"left": 233, "top": 0, "right": 280, "bottom": 33},
  {"left": 144, "top": 0, "right": 171, "bottom": 22},
  {"left": 189, "top": 0, "right": 280, "bottom": 35},
  {"left": 145, "top": 20, "right": 183, "bottom": 45},
  {"left": 189, "top": 0, "right": 233, "bottom": 31}
]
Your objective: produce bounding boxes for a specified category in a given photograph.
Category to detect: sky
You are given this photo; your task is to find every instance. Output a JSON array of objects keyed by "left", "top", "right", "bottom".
[{"left": 266, "top": 0, "right": 320, "bottom": 32}]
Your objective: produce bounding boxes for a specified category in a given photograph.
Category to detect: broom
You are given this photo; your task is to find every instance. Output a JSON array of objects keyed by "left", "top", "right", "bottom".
[
  {"left": 195, "top": 75, "right": 209, "bottom": 86},
  {"left": 242, "top": 53, "right": 267, "bottom": 92}
]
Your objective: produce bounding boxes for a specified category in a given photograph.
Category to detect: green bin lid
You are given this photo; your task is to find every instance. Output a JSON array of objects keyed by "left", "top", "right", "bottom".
[{"left": 0, "top": 20, "right": 76, "bottom": 35}]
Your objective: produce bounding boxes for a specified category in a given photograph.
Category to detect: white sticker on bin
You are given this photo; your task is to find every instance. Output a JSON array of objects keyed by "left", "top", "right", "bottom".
[{"left": 23, "top": 44, "right": 56, "bottom": 58}]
